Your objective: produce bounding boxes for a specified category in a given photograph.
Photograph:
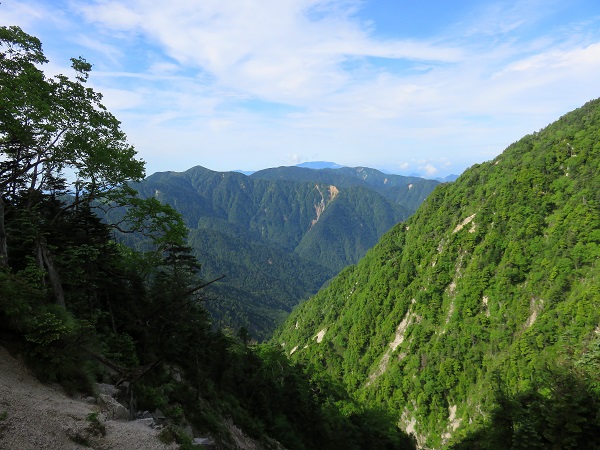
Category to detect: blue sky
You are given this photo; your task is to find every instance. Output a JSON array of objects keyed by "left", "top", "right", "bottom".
[{"left": 3, "top": 0, "right": 600, "bottom": 177}]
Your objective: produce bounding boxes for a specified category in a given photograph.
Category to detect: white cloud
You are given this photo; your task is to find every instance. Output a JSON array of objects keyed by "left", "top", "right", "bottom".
[
  {"left": 288, "top": 154, "right": 303, "bottom": 165},
  {"left": 460, "top": 0, "right": 554, "bottom": 38},
  {"left": 74, "top": 0, "right": 464, "bottom": 106},
  {"left": 498, "top": 42, "right": 600, "bottom": 75},
  {"left": 420, "top": 163, "right": 439, "bottom": 176},
  {"left": 75, "top": 33, "right": 124, "bottom": 66},
  {"left": 147, "top": 61, "right": 183, "bottom": 76},
  {"left": 76, "top": 0, "right": 142, "bottom": 30},
  {"left": 1, "top": 1, "right": 58, "bottom": 28}
]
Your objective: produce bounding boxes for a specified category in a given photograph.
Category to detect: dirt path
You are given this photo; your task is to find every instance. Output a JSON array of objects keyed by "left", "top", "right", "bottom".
[{"left": 0, "top": 346, "right": 176, "bottom": 450}]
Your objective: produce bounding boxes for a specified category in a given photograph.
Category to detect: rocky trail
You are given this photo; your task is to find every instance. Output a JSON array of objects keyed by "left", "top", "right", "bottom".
[{"left": 0, "top": 346, "right": 177, "bottom": 450}]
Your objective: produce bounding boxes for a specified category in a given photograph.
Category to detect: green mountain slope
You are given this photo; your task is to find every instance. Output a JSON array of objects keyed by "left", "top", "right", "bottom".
[
  {"left": 296, "top": 185, "right": 411, "bottom": 270},
  {"left": 273, "top": 99, "right": 600, "bottom": 447},
  {"left": 132, "top": 165, "right": 420, "bottom": 339},
  {"left": 186, "top": 226, "right": 332, "bottom": 335}
]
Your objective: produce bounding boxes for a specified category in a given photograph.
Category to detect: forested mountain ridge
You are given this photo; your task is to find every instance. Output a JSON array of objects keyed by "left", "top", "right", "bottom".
[
  {"left": 251, "top": 165, "right": 439, "bottom": 212},
  {"left": 274, "top": 99, "right": 600, "bottom": 448},
  {"left": 130, "top": 164, "right": 433, "bottom": 338}
]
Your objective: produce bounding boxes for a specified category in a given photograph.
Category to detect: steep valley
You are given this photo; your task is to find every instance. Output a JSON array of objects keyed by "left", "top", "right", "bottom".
[{"left": 129, "top": 165, "right": 437, "bottom": 339}]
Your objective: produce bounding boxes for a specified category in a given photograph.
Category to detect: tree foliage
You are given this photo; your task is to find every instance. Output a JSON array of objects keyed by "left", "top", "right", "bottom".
[{"left": 0, "top": 25, "right": 144, "bottom": 204}]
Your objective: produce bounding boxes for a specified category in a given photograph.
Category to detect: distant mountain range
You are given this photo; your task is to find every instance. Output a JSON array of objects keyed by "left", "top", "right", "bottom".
[
  {"left": 130, "top": 164, "right": 440, "bottom": 339},
  {"left": 236, "top": 161, "right": 460, "bottom": 182},
  {"left": 295, "top": 161, "right": 344, "bottom": 169}
]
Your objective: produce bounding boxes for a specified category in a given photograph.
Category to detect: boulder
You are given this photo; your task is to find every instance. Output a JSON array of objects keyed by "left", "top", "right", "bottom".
[
  {"left": 135, "top": 418, "right": 156, "bottom": 428},
  {"left": 98, "top": 394, "right": 130, "bottom": 420},
  {"left": 96, "top": 383, "right": 119, "bottom": 398},
  {"left": 193, "top": 437, "right": 216, "bottom": 448}
]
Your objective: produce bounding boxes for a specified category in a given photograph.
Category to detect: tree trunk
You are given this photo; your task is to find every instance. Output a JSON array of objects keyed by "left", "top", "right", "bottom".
[
  {"left": 36, "top": 237, "right": 65, "bottom": 307},
  {"left": 0, "top": 197, "right": 8, "bottom": 268}
]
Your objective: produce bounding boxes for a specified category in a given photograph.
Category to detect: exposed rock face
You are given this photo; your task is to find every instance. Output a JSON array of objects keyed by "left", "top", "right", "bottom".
[
  {"left": 97, "top": 394, "right": 130, "bottom": 421},
  {"left": 96, "top": 383, "right": 120, "bottom": 398}
]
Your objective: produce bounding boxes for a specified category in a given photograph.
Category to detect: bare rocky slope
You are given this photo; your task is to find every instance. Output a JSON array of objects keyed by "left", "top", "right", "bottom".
[{"left": 0, "top": 346, "right": 176, "bottom": 450}]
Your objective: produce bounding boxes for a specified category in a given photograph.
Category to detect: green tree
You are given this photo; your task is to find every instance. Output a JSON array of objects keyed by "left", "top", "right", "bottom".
[
  {"left": 0, "top": 26, "right": 189, "bottom": 311},
  {"left": 0, "top": 25, "right": 144, "bottom": 275}
]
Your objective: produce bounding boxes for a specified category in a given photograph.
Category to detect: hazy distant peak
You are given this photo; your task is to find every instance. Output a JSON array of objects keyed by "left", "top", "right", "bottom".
[
  {"left": 296, "top": 161, "right": 345, "bottom": 169},
  {"left": 434, "top": 174, "right": 459, "bottom": 182}
]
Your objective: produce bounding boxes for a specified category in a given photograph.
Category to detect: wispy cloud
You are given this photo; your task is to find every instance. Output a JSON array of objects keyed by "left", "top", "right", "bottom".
[{"left": 74, "top": 0, "right": 463, "bottom": 103}]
